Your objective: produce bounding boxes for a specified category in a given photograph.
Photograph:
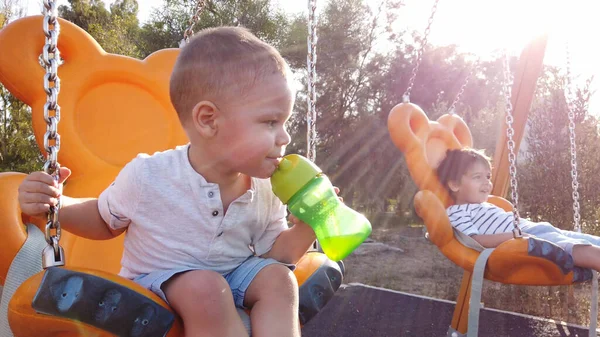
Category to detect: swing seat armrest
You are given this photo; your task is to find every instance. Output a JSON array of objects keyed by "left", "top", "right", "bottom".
[
  {"left": 414, "top": 190, "right": 591, "bottom": 286},
  {"left": 8, "top": 267, "right": 184, "bottom": 337},
  {"left": 7, "top": 254, "right": 341, "bottom": 337}
]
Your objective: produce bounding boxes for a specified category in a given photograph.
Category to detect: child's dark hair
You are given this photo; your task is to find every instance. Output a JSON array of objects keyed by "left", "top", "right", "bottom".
[{"left": 437, "top": 148, "right": 491, "bottom": 194}]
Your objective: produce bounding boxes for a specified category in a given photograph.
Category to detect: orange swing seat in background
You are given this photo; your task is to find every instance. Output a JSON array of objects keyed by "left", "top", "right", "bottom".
[
  {"left": 387, "top": 101, "right": 591, "bottom": 285},
  {"left": 386, "top": 98, "right": 593, "bottom": 336},
  {"left": 0, "top": 16, "right": 341, "bottom": 336}
]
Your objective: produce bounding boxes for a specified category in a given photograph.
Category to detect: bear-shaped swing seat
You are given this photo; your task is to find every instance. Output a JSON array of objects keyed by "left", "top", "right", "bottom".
[{"left": 0, "top": 16, "right": 341, "bottom": 337}]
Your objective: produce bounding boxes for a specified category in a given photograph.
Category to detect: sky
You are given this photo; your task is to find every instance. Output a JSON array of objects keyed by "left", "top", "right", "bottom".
[{"left": 24, "top": 0, "right": 600, "bottom": 113}]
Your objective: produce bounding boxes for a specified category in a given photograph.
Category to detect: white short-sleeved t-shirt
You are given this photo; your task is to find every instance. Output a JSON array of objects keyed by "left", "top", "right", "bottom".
[{"left": 97, "top": 144, "right": 289, "bottom": 279}]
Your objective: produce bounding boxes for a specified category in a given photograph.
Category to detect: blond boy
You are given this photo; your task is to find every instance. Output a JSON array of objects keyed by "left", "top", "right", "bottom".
[{"left": 18, "top": 26, "right": 317, "bottom": 337}]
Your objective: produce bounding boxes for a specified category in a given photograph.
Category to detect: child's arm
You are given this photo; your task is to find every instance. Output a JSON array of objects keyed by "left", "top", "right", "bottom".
[
  {"left": 449, "top": 205, "right": 528, "bottom": 248},
  {"left": 260, "top": 187, "right": 346, "bottom": 264},
  {"left": 57, "top": 196, "right": 125, "bottom": 239},
  {"left": 261, "top": 217, "right": 316, "bottom": 264},
  {"left": 470, "top": 232, "right": 516, "bottom": 248},
  {"left": 18, "top": 168, "right": 123, "bottom": 240}
]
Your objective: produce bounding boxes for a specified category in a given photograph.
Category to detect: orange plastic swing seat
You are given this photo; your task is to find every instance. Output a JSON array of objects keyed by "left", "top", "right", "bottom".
[
  {"left": 0, "top": 16, "right": 341, "bottom": 336},
  {"left": 387, "top": 102, "right": 592, "bottom": 285}
]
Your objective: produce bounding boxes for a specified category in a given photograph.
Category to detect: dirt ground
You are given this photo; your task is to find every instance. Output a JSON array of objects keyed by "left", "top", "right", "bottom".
[{"left": 341, "top": 222, "right": 598, "bottom": 327}]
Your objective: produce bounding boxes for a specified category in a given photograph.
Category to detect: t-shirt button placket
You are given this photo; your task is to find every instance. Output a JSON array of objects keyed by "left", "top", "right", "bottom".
[{"left": 212, "top": 210, "right": 219, "bottom": 216}]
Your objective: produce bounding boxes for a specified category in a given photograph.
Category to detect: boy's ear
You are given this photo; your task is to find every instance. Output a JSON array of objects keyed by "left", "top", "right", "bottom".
[
  {"left": 191, "top": 101, "right": 220, "bottom": 137},
  {"left": 448, "top": 180, "right": 461, "bottom": 193}
]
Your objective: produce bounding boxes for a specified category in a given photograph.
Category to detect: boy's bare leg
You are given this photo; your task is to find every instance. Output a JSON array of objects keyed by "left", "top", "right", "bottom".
[
  {"left": 572, "top": 245, "right": 600, "bottom": 271},
  {"left": 164, "top": 270, "right": 249, "bottom": 337},
  {"left": 244, "top": 264, "right": 300, "bottom": 337}
]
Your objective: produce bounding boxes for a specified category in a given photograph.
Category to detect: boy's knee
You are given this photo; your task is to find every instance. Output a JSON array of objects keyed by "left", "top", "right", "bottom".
[
  {"left": 187, "top": 270, "right": 230, "bottom": 295},
  {"left": 257, "top": 264, "right": 298, "bottom": 300},
  {"left": 165, "top": 270, "right": 232, "bottom": 312}
]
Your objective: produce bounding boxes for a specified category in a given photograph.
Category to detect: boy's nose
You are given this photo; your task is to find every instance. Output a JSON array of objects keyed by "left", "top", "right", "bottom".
[{"left": 276, "top": 127, "right": 291, "bottom": 146}]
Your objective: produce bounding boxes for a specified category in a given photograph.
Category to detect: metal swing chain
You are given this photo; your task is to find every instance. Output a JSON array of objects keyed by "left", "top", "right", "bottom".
[
  {"left": 180, "top": 0, "right": 206, "bottom": 47},
  {"left": 41, "top": 0, "right": 65, "bottom": 268},
  {"left": 306, "top": 0, "right": 321, "bottom": 253},
  {"left": 564, "top": 42, "right": 582, "bottom": 233},
  {"left": 501, "top": 50, "right": 523, "bottom": 238},
  {"left": 306, "top": 0, "right": 318, "bottom": 163},
  {"left": 403, "top": 0, "right": 440, "bottom": 103},
  {"left": 564, "top": 47, "right": 596, "bottom": 337},
  {"left": 448, "top": 61, "right": 477, "bottom": 115}
]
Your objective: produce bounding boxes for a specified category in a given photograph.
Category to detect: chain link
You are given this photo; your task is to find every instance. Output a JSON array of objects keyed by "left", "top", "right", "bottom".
[
  {"left": 403, "top": 0, "right": 439, "bottom": 103},
  {"left": 448, "top": 61, "right": 477, "bottom": 114},
  {"left": 180, "top": 0, "right": 206, "bottom": 47},
  {"left": 42, "top": 0, "right": 64, "bottom": 266},
  {"left": 501, "top": 50, "right": 522, "bottom": 238},
  {"left": 564, "top": 42, "right": 582, "bottom": 232},
  {"left": 306, "top": 0, "right": 318, "bottom": 163}
]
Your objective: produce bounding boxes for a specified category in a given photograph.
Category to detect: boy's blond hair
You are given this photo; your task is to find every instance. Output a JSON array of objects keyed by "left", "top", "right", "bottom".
[
  {"left": 169, "top": 26, "right": 289, "bottom": 124},
  {"left": 437, "top": 148, "right": 492, "bottom": 197}
]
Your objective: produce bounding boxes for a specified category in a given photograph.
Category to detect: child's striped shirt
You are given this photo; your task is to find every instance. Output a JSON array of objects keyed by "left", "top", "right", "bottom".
[{"left": 446, "top": 202, "right": 533, "bottom": 236}]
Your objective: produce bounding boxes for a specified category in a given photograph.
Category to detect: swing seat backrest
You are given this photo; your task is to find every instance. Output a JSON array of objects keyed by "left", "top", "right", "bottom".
[
  {"left": 0, "top": 16, "right": 187, "bottom": 279},
  {"left": 387, "top": 102, "right": 591, "bottom": 285}
]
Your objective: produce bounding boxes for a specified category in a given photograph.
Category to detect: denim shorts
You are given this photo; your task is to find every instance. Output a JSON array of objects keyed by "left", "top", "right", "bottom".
[
  {"left": 133, "top": 256, "right": 292, "bottom": 309},
  {"left": 524, "top": 222, "right": 600, "bottom": 256}
]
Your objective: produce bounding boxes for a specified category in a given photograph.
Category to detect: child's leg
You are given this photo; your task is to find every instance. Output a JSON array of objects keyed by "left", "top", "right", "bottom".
[
  {"left": 572, "top": 245, "right": 600, "bottom": 271},
  {"left": 554, "top": 227, "right": 600, "bottom": 247},
  {"left": 527, "top": 223, "right": 600, "bottom": 271},
  {"left": 244, "top": 264, "right": 300, "bottom": 337},
  {"left": 163, "top": 270, "right": 249, "bottom": 337}
]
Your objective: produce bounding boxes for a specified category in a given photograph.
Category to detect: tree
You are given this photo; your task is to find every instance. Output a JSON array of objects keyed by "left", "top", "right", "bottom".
[
  {"left": 0, "top": 0, "right": 42, "bottom": 173},
  {"left": 285, "top": 0, "right": 408, "bottom": 211},
  {"left": 283, "top": 0, "right": 514, "bottom": 213},
  {"left": 138, "top": 0, "right": 293, "bottom": 58},
  {"left": 0, "top": 85, "right": 43, "bottom": 173},
  {"left": 519, "top": 67, "right": 599, "bottom": 233},
  {"left": 0, "top": 0, "right": 23, "bottom": 27},
  {"left": 59, "top": 0, "right": 142, "bottom": 58}
]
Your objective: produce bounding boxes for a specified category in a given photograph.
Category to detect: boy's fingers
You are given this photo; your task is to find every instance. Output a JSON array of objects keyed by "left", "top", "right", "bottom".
[
  {"left": 19, "top": 180, "right": 61, "bottom": 197},
  {"left": 333, "top": 186, "right": 340, "bottom": 194},
  {"left": 18, "top": 170, "right": 67, "bottom": 218},
  {"left": 23, "top": 203, "right": 51, "bottom": 217},
  {"left": 26, "top": 171, "right": 56, "bottom": 186},
  {"left": 58, "top": 167, "right": 71, "bottom": 184},
  {"left": 21, "top": 191, "right": 58, "bottom": 206},
  {"left": 288, "top": 214, "right": 301, "bottom": 225},
  {"left": 24, "top": 167, "right": 71, "bottom": 186}
]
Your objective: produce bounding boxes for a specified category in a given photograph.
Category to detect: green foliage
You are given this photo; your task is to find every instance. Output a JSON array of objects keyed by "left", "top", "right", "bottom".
[
  {"left": 2, "top": 0, "right": 599, "bottom": 222},
  {"left": 59, "top": 0, "right": 142, "bottom": 58},
  {"left": 0, "top": 86, "right": 43, "bottom": 173},
  {"left": 138, "top": 0, "right": 293, "bottom": 58},
  {"left": 0, "top": 0, "right": 41, "bottom": 173},
  {"left": 520, "top": 69, "right": 600, "bottom": 232}
]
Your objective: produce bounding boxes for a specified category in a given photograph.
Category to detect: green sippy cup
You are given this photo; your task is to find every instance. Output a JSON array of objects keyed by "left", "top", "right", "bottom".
[{"left": 271, "top": 154, "right": 372, "bottom": 261}]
